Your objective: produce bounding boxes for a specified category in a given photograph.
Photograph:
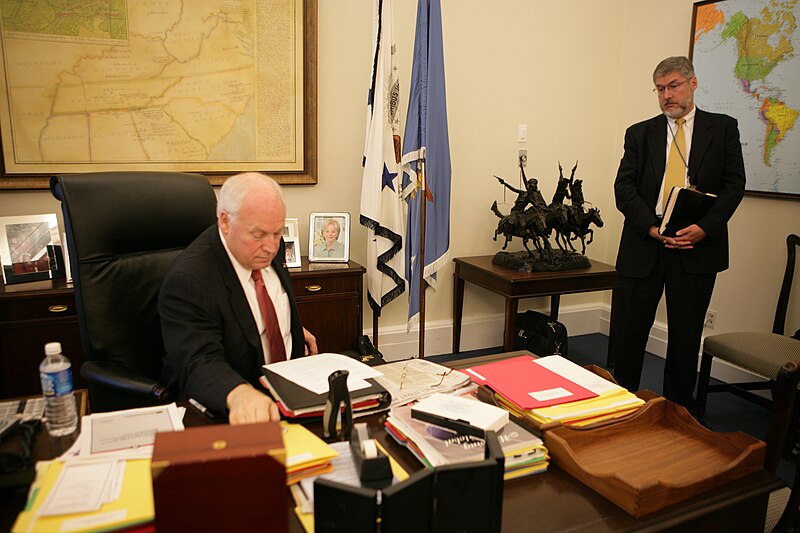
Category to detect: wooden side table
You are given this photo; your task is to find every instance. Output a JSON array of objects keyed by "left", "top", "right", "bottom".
[
  {"left": 0, "top": 279, "right": 85, "bottom": 399},
  {"left": 289, "top": 258, "right": 366, "bottom": 354},
  {"left": 452, "top": 255, "right": 619, "bottom": 365}
]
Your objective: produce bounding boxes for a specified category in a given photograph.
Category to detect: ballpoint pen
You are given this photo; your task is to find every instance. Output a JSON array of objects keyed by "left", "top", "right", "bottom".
[{"left": 188, "top": 398, "right": 214, "bottom": 418}]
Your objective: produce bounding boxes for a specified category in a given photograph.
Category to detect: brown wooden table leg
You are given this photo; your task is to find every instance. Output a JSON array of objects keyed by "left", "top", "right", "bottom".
[
  {"left": 452, "top": 267, "right": 465, "bottom": 353},
  {"left": 503, "top": 298, "right": 519, "bottom": 351},
  {"left": 549, "top": 294, "right": 561, "bottom": 321}
]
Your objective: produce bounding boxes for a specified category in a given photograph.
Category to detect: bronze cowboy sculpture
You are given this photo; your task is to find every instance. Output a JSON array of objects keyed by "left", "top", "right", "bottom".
[{"left": 491, "top": 161, "right": 603, "bottom": 271}]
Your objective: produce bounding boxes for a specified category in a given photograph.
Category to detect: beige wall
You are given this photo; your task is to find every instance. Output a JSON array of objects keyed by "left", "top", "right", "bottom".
[{"left": 1, "top": 0, "right": 798, "bottom": 350}]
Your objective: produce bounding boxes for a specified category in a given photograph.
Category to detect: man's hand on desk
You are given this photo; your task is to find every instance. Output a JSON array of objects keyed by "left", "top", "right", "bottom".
[
  {"left": 303, "top": 327, "right": 318, "bottom": 355},
  {"left": 226, "top": 382, "right": 280, "bottom": 424}
]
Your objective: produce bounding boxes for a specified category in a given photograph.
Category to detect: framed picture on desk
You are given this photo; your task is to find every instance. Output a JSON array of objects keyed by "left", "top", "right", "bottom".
[
  {"left": 284, "top": 237, "right": 301, "bottom": 268},
  {"left": 0, "top": 213, "right": 66, "bottom": 285},
  {"left": 309, "top": 212, "right": 349, "bottom": 263}
]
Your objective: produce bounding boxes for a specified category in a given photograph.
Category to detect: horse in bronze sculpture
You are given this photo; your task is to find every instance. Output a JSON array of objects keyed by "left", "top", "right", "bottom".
[{"left": 564, "top": 206, "right": 604, "bottom": 254}]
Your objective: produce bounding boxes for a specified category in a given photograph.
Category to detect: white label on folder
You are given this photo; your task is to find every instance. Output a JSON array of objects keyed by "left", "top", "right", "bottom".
[{"left": 529, "top": 387, "right": 573, "bottom": 401}]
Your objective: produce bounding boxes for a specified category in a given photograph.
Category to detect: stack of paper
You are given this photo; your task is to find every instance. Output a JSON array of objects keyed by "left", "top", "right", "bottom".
[
  {"left": 282, "top": 421, "right": 339, "bottom": 484},
  {"left": 463, "top": 355, "right": 645, "bottom": 428},
  {"left": 372, "top": 358, "right": 474, "bottom": 407},
  {"left": 291, "top": 440, "right": 409, "bottom": 531},
  {"left": 12, "top": 404, "right": 185, "bottom": 533},
  {"left": 385, "top": 401, "right": 548, "bottom": 480},
  {"left": 262, "top": 353, "right": 392, "bottom": 418}
]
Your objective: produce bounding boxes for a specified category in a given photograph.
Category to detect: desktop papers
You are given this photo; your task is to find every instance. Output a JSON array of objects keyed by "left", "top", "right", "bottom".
[
  {"left": 463, "top": 355, "right": 597, "bottom": 409},
  {"left": 282, "top": 421, "right": 338, "bottom": 484},
  {"left": 411, "top": 393, "right": 509, "bottom": 437},
  {"left": 12, "top": 404, "right": 185, "bottom": 532},
  {"left": 385, "top": 402, "right": 548, "bottom": 480},
  {"left": 61, "top": 403, "right": 185, "bottom": 459},
  {"left": 12, "top": 459, "right": 154, "bottom": 533},
  {"left": 469, "top": 355, "right": 645, "bottom": 428},
  {"left": 262, "top": 355, "right": 391, "bottom": 417},
  {"left": 265, "top": 353, "right": 383, "bottom": 394},
  {"left": 373, "top": 359, "right": 473, "bottom": 407}
]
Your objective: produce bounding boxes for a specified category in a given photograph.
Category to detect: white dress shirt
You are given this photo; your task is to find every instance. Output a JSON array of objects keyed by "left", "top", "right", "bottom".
[{"left": 219, "top": 229, "right": 293, "bottom": 363}]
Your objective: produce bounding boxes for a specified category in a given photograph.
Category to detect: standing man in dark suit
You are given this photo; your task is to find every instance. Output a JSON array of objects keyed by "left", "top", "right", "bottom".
[
  {"left": 613, "top": 56, "right": 745, "bottom": 408},
  {"left": 160, "top": 172, "right": 318, "bottom": 423}
]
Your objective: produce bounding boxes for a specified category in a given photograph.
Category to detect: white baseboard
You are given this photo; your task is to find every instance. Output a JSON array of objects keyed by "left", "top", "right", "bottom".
[
  {"left": 367, "top": 305, "right": 769, "bottom": 389},
  {"left": 370, "top": 303, "right": 613, "bottom": 362}
]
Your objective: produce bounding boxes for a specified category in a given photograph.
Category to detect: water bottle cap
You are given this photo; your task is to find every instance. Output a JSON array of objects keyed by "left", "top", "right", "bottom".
[{"left": 44, "top": 342, "right": 62, "bottom": 356}]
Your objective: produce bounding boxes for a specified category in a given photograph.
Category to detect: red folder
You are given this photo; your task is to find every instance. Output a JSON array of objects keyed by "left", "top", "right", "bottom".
[{"left": 462, "top": 355, "right": 597, "bottom": 409}]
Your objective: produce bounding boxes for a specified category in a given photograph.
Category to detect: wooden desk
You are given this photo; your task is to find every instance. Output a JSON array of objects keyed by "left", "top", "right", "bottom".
[
  {"left": 452, "top": 255, "right": 619, "bottom": 365},
  {"left": 1, "top": 374, "right": 782, "bottom": 532}
]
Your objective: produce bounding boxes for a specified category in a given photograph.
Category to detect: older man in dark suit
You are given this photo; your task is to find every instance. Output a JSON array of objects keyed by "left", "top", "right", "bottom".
[
  {"left": 160, "top": 172, "right": 317, "bottom": 423},
  {"left": 613, "top": 56, "right": 745, "bottom": 408}
]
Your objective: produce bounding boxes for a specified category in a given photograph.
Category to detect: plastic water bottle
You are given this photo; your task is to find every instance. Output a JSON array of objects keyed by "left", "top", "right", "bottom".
[{"left": 39, "top": 342, "right": 78, "bottom": 436}]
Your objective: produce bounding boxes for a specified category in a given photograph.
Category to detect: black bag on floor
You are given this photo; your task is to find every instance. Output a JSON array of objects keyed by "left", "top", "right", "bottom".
[{"left": 514, "top": 310, "right": 568, "bottom": 357}]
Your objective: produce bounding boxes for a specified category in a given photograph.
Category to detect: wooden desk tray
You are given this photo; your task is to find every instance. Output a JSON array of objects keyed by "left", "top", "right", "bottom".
[{"left": 544, "top": 396, "right": 766, "bottom": 517}]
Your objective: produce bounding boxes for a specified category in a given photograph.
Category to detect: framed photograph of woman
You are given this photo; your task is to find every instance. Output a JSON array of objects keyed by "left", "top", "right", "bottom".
[
  {"left": 309, "top": 212, "right": 349, "bottom": 263},
  {"left": 284, "top": 237, "right": 301, "bottom": 268}
]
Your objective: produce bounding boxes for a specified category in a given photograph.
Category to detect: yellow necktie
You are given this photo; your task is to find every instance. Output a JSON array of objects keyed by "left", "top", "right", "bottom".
[{"left": 663, "top": 118, "right": 686, "bottom": 211}]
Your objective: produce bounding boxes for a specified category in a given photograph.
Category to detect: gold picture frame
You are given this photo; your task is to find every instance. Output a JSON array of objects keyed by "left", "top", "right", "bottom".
[{"left": 0, "top": 0, "right": 317, "bottom": 189}]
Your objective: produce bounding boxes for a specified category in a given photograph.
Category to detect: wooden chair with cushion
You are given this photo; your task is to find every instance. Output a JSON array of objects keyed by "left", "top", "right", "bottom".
[
  {"left": 696, "top": 234, "right": 800, "bottom": 416},
  {"left": 765, "top": 359, "right": 800, "bottom": 532}
]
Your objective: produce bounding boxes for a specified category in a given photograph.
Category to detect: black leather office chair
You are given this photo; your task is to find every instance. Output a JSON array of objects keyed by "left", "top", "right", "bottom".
[
  {"left": 696, "top": 234, "right": 800, "bottom": 415},
  {"left": 51, "top": 172, "right": 217, "bottom": 412}
]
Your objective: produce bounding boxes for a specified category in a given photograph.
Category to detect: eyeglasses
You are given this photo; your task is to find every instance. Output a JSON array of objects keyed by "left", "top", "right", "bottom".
[
  {"left": 398, "top": 364, "right": 454, "bottom": 389},
  {"left": 653, "top": 78, "right": 690, "bottom": 95}
]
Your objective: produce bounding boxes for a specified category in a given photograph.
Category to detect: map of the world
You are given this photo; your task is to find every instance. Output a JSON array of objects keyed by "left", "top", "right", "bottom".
[
  {"left": 692, "top": 0, "right": 799, "bottom": 196},
  {"left": 0, "top": 0, "right": 303, "bottom": 175}
]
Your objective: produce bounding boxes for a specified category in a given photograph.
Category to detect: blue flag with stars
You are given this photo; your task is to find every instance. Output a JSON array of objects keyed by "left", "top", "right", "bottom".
[{"left": 401, "top": 0, "right": 451, "bottom": 328}]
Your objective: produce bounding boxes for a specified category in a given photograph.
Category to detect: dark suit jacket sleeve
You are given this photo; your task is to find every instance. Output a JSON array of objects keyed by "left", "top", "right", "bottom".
[
  {"left": 614, "top": 122, "right": 660, "bottom": 237},
  {"left": 159, "top": 264, "right": 250, "bottom": 416}
]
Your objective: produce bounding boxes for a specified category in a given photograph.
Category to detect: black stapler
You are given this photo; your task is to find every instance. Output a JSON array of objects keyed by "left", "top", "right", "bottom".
[{"left": 323, "top": 369, "right": 353, "bottom": 441}]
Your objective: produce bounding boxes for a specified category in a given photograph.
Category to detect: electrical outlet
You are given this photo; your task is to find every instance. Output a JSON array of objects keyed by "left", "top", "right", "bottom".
[
  {"left": 704, "top": 309, "right": 717, "bottom": 329},
  {"left": 519, "top": 149, "right": 527, "bottom": 168}
]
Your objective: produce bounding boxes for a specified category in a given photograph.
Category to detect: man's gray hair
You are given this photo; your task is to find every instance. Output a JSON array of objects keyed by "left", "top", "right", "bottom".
[
  {"left": 653, "top": 56, "right": 695, "bottom": 81},
  {"left": 217, "top": 172, "right": 285, "bottom": 222}
]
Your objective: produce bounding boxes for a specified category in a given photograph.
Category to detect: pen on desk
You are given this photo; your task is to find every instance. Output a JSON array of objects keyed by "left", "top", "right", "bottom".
[{"left": 189, "top": 398, "right": 214, "bottom": 418}]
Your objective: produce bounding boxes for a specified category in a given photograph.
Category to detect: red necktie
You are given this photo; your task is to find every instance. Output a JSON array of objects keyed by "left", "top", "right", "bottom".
[{"left": 251, "top": 269, "right": 287, "bottom": 363}]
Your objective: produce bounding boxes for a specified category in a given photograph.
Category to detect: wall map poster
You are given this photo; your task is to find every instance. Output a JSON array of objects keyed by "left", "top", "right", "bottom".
[
  {"left": 691, "top": 0, "right": 799, "bottom": 198},
  {"left": 0, "top": 0, "right": 304, "bottom": 177}
]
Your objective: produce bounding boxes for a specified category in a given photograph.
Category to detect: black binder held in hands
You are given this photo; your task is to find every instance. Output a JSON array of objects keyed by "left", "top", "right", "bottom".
[{"left": 659, "top": 186, "right": 717, "bottom": 237}]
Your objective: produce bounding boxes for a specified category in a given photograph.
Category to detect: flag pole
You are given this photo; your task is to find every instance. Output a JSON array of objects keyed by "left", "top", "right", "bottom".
[
  {"left": 373, "top": 313, "right": 379, "bottom": 349},
  {"left": 418, "top": 156, "right": 427, "bottom": 359}
]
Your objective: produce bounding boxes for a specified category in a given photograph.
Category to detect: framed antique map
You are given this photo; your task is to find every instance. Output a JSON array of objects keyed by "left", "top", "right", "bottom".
[
  {"left": 0, "top": 0, "right": 317, "bottom": 188},
  {"left": 690, "top": 0, "right": 799, "bottom": 199}
]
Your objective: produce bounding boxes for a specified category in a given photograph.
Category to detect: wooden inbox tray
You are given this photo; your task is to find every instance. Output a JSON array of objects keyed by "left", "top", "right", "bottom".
[{"left": 544, "top": 397, "right": 766, "bottom": 517}]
